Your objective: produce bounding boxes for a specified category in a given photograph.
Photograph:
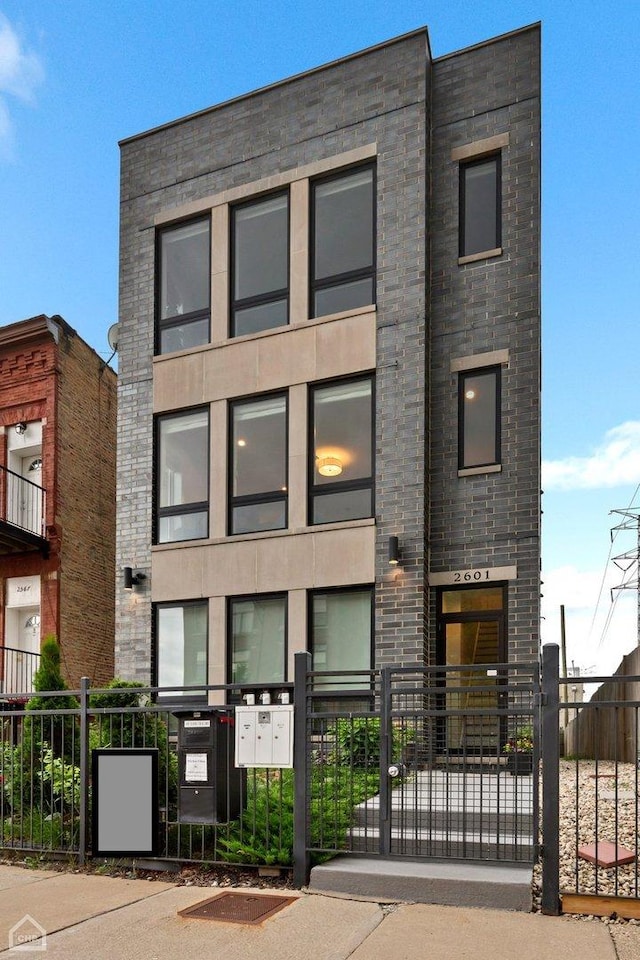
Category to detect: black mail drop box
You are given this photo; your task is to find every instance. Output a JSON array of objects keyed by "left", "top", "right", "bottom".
[{"left": 174, "top": 709, "right": 244, "bottom": 824}]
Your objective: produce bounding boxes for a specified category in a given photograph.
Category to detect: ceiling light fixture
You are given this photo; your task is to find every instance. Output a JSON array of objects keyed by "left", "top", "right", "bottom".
[{"left": 317, "top": 455, "right": 343, "bottom": 478}]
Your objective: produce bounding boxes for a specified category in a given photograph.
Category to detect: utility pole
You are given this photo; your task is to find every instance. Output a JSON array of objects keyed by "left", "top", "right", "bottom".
[
  {"left": 560, "top": 604, "right": 569, "bottom": 727},
  {"left": 610, "top": 507, "right": 640, "bottom": 648}
]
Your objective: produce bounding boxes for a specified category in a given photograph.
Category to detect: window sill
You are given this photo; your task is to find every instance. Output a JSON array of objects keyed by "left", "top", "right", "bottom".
[
  {"left": 151, "top": 516, "right": 375, "bottom": 550},
  {"left": 458, "top": 248, "right": 502, "bottom": 266},
  {"left": 458, "top": 464, "right": 502, "bottom": 477}
]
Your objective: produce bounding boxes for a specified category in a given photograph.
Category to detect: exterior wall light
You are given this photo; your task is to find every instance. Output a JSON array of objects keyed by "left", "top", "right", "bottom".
[
  {"left": 15, "top": 422, "right": 27, "bottom": 435},
  {"left": 124, "top": 566, "right": 146, "bottom": 590},
  {"left": 317, "top": 456, "right": 343, "bottom": 478},
  {"left": 388, "top": 536, "right": 400, "bottom": 566}
]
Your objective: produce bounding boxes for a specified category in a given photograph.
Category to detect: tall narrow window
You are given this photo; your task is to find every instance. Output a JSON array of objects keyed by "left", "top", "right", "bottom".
[
  {"left": 229, "top": 595, "right": 286, "bottom": 685},
  {"left": 459, "top": 156, "right": 501, "bottom": 258},
  {"left": 310, "top": 376, "right": 373, "bottom": 525},
  {"left": 231, "top": 192, "right": 289, "bottom": 337},
  {"left": 310, "top": 587, "right": 373, "bottom": 689},
  {"left": 155, "top": 408, "right": 209, "bottom": 543},
  {"left": 229, "top": 393, "right": 287, "bottom": 534},
  {"left": 155, "top": 601, "right": 208, "bottom": 700},
  {"left": 459, "top": 368, "right": 500, "bottom": 470},
  {"left": 157, "top": 218, "right": 210, "bottom": 354},
  {"left": 311, "top": 166, "right": 375, "bottom": 318}
]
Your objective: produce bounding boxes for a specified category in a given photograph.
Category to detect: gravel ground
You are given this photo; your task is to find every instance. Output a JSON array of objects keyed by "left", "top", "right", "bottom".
[{"left": 533, "top": 759, "right": 640, "bottom": 923}]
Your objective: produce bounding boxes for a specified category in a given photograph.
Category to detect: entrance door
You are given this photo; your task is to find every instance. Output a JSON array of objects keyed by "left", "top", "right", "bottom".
[
  {"left": 7, "top": 455, "right": 43, "bottom": 535},
  {"left": 437, "top": 586, "right": 506, "bottom": 754}
]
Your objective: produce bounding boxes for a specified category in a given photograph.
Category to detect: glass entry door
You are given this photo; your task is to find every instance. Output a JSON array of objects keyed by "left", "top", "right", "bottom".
[{"left": 437, "top": 586, "right": 506, "bottom": 754}]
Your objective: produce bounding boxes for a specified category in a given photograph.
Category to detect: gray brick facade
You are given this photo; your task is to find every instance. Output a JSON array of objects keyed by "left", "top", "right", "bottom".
[{"left": 116, "top": 25, "right": 540, "bottom": 681}]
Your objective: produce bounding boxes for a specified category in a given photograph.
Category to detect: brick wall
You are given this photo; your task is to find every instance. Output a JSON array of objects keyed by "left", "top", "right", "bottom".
[
  {"left": 57, "top": 328, "right": 116, "bottom": 686},
  {"left": 428, "top": 25, "right": 541, "bottom": 661}
]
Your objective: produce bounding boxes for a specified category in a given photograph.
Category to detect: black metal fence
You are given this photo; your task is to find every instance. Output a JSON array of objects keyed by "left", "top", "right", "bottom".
[{"left": 2, "top": 646, "right": 639, "bottom": 919}]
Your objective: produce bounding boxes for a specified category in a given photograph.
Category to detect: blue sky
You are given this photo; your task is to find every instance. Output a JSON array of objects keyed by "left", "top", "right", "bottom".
[{"left": 1, "top": 1, "right": 639, "bottom": 676}]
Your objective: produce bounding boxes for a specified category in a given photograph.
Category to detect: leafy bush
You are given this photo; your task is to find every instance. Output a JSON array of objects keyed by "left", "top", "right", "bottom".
[{"left": 327, "top": 717, "right": 415, "bottom": 768}]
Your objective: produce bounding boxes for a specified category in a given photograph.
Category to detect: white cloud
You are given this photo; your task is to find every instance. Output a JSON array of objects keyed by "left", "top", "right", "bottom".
[
  {"left": 0, "top": 14, "right": 44, "bottom": 156},
  {"left": 541, "top": 563, "right": 637, "bottom": 677},
  {"left": 543, "top": 421, "right": 640, "bottom": 491}
]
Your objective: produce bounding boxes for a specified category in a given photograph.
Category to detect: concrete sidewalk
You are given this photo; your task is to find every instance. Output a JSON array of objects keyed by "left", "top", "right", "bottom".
[{"left": 0, "top": 864, "right": 637, "bottom": 960}]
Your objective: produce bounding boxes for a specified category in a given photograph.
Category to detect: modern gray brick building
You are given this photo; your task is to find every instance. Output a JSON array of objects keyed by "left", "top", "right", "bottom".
[{"left": 115, "top": 24, "right": 541, "bottom": 717}]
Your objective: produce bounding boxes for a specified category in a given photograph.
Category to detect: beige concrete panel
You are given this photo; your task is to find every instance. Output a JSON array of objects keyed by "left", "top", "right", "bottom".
[
  {"left": 202, "top": 539, "right": 257, "bottom": 596},
  {"left": 290, "top": 179, "right": 309, "bottom": 325},
  {"left": 288, "top": 384, "right": 307, "bottom": 458},
  {"left": 153, "top": 352, "right": 205, "bottom": 412},
  {"left": 255, "top": 533, "right": 314, "bottom": 593},
  {"left": 313, "top": 524, "right": 376, "bottom": 587},
  {"left": 256, "top": 325, "right": 315, "bottom": 392},
  {"left": 208, "top": 596, "right": 226, "bottom": 704},
  {"left": 288, "top": 383, "right": 307, "bottom": 529},
  {"left": 288, "top": 589, "right": 308, "bottom": 678},
  {"left": 315, "top": 312, "right": 376, "bottom": 380},
  {"left": 451, "top": 349, "right": 509, "bottom": 372},
  {"left": 451, "top": 132, "right": 509, "bottom": 161},
  {"left": 151, "top": 546, "right": 204, "bottom": 601},
  {"left": 211, "top": 205, "right": 228, "bottom": 343},
  {"left": 203, "top": 338, "right": 259, "bottom": 399},
  {"left": 209, "top": 400, "right": 227, "bottom": 538}
]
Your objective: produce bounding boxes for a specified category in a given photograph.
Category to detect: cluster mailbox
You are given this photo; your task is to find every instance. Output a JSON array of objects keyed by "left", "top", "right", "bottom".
[
  {"left": 174, "top": 709, "right": 244, "bottom": 824},
  {"left": 234, "top": 704, "right": 294, "bottom": 768}
]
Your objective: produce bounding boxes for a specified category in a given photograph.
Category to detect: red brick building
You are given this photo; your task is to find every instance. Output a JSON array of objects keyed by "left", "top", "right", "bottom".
[{"left": 0, "top": 315, "right": 116, "bottom": 692}]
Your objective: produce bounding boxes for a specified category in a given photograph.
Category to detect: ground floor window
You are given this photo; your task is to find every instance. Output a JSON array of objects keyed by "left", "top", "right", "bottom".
[
  {"left": 155, "top": 601, "right": 208, "bottom": 699},
  {"left": 228, "top": 594, "right": 286, "bottom": 685},
  {"left": 310, "top": 586, "right": 373, "bottom": 690}
]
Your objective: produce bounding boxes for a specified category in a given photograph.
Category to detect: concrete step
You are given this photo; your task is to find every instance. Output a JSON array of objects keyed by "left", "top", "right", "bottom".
[
  {"left": 347, "top": 826, "right": 534, "bottom": 860},
  {"left": 308, "top": 856, "right": 533, "bottom": 911}
]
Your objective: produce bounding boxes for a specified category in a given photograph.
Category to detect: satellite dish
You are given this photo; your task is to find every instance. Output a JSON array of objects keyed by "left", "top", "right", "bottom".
[{"left": 107, "top": 323, "right": 120, "bottom": 352}]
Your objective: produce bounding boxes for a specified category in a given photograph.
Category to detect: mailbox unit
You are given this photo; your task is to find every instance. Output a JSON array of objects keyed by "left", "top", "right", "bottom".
[
  {"left": 174, "top": 709, "right": 244, "bottom": 824},
  {"left": 235, "top": 705, "right": 294, "bottom": 768}
]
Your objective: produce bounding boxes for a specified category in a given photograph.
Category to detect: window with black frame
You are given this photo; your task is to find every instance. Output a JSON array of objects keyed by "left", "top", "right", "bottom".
[
  {"left": 310, "top": 587, "right": 373, "bottom": 691},
  {"left": 310, "top": 376, "right": 373, "bottom": 525},
  {"left": 228, "top": 594, "right": 286, "bottom": 685},
  {"left": 458, "top": 367, "right": 501, "bottom": 470},
  {"left": 156, "top": 218, "right": 210, "bottom": 354},
  {"left": 155, "top": 408, "right": 209, "bottom": 543},
  {"left": 311, "top": 166, "right": 375, "bottom": 318},
  {"left": 459, "top": 155, "right": 501, "bottom": 258},
  {"left": 155, "top": 601, "right": 208, "bottom": 700},
  {"left": 231, "top": 192, "right": 289, "bottom": 337},
  {"left": 229, "top": 393, "right": 287, "bottom": 534}
]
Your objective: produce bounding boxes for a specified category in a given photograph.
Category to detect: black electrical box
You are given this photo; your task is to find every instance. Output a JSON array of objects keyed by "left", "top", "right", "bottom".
[{"left": 174, "top": 709, "right": 244, "bottom": 824}]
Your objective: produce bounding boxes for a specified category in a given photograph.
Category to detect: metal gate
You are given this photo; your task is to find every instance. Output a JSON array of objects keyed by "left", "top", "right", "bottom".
[{"left": 296, "top": 656, "right": 540, "bottom": 870}]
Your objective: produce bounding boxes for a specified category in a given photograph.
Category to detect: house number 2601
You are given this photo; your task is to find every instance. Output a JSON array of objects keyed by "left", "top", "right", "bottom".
[{"left": 453, "top": 569, "right": 491, "bottom": 583}]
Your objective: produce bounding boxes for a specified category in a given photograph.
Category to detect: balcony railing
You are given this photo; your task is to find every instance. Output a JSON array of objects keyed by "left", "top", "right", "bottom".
[
  {"left": 0, "top": 645, "right": 41, "bottom": 698},
  {"left": 0, "top": 465, "right": 47, "bottom": 553}
]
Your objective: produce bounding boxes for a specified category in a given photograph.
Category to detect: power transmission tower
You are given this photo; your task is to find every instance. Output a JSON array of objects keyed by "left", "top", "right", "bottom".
[{"left": 610, "top": 507, "right": 640, "bottom": 647}]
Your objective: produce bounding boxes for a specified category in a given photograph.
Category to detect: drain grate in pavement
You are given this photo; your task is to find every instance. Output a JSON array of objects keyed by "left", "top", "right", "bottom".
[{"left": 178, "top": 892, "right": 296, "bottom": 925}]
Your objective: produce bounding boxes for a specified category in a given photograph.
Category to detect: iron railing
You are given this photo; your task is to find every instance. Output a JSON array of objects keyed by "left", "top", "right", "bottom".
[
  {"left": 0, "top": 464, "right": 46, "bottom": 538},
  {"left": 0, "top": 646, "right": 41, "bottom": 698}
]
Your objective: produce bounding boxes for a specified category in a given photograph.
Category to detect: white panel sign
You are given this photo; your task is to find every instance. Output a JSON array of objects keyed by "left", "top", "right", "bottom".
[
  {"left": 428, "top": 565, "right": 517, "bottom": 587},
  {"left": 6, "top": 576, "right": 41, "bottom": 607},
  {"left": 185, "top": 753, "right": 208, "bottom": 782}
]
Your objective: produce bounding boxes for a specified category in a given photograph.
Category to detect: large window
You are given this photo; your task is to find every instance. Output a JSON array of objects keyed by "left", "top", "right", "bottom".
[
  {"left": 229, "top": 594, "right": 286, "bottom": 685},
  {"left": 458, "top": 367, "right": 500, "bottom": 470},
  {"left": 229, "top": 393, "right": 287, "bottom": 534},
  {"left": 231, "top": 192, "right": 289, "bottom": 337},
  {"left": 459, "top": 156, "right": 501, "bottom": 258},
  {"left": 157, "top": 218, "right": 210, "bottom": 354},
  {"left": 310, "top": 587, "right": 373, "bottom": 688},
  {"left": 155, "top": 408, "right": 209, "bottom": 543},
  {"left": 311, "top": 166, "right": 375, "bottom": 318},
  {"left": 310, "top": 376, "right": 373, "bottom": 525},
  {"left": 155, "top": 601, "right": 208, "bottom": 699}
]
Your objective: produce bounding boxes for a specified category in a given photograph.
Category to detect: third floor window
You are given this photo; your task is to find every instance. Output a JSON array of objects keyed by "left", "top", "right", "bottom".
[
  {"left": 231, "top": 192, "right": 289, "bottom": 337},
  {"left": 157, "top": 217, "right": 210, "bottom": 354}
]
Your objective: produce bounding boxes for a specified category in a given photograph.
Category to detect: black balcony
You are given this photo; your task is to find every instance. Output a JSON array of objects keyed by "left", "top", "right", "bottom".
[
  {"left": 0, "top": 645, "right": 41, "bottom": 699},
  {"left": 0, "top": 465, "right": 48, "bottom": 556}
]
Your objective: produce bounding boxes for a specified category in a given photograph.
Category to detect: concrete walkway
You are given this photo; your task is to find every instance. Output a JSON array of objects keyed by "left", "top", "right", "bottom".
[{"left": 0, "top": 864, "right": 637, "bottom": 960}]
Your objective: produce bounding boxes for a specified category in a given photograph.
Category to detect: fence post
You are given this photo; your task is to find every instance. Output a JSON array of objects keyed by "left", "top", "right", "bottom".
[
  {"left": 541, "top": 644, "right": 561, "bottom": 915},
  {"left": 78, "top": 676, "right": 90, "bottom": 866},
  {"left": 293, "top": 651, "right": 312, "bottom": 889}
]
